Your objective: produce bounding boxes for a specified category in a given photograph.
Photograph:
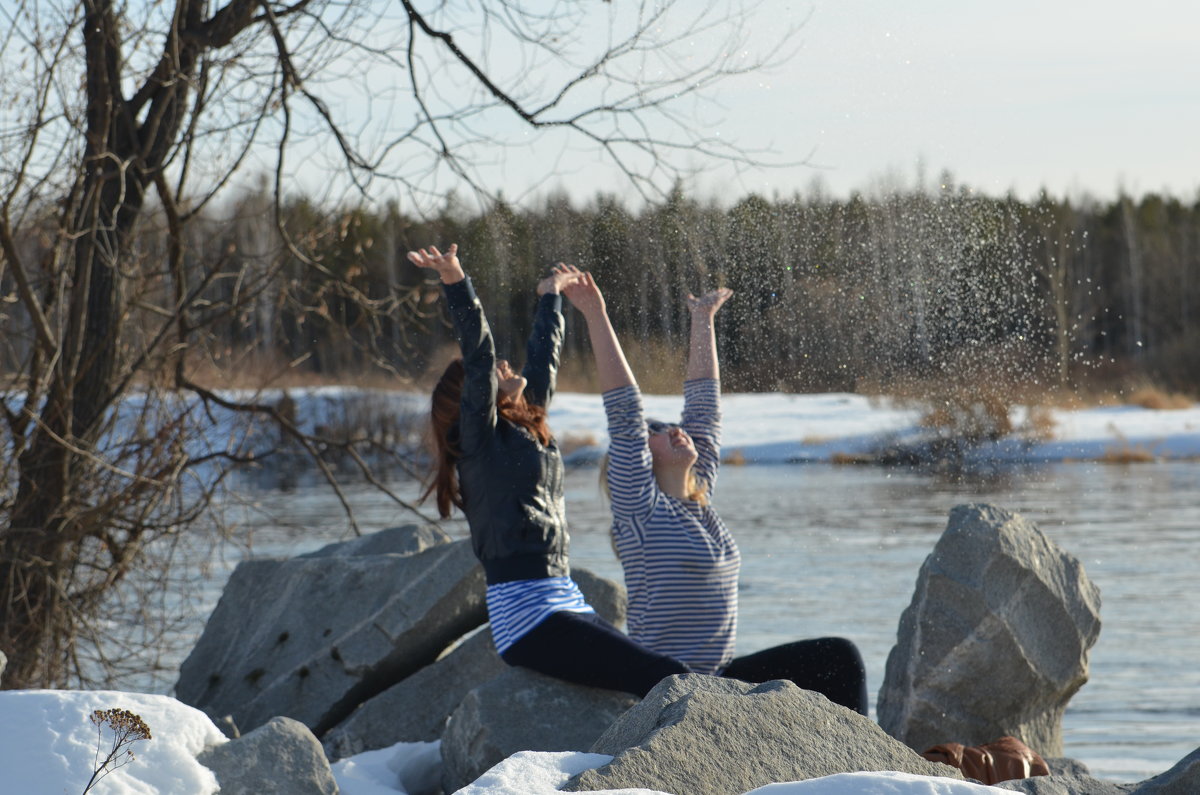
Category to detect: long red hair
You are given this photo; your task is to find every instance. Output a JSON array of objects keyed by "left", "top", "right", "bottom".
[{"left": 422, "top": 358, "right": 553, "bottom": 518}]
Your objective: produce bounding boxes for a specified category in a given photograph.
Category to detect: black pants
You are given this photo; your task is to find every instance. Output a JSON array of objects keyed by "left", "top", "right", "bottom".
[
  {"left": 721, "top": 636, "right": 869, "bottom": 715},
  {"left": 501, "top": 610, "right": 692, "bottom": 698}
]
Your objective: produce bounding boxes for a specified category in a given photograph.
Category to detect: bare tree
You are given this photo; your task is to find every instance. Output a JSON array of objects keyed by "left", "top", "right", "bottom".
[{"left": 0, "top": 0, "right": 793, "bottom": 688}]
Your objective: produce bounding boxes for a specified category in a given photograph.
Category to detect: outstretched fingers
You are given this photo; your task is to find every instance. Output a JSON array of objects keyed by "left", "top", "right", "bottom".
[
  {"left": 538, "top": 262, "right": 588, "bottom": 296},
  {"left": 408, "top": 244, "right": 455, "bottom": 268},
  {"left": 562, "top": 270, "right": 604, "bottom": 315},
  {"left": 554, "top": 263, "right": 585, "bottom": 286},
  {"left": 407, "top": 244, "right": 465, "bottom": 285},
  {"left": 407, "top": 248, "right": 435, "bottom": 268}
]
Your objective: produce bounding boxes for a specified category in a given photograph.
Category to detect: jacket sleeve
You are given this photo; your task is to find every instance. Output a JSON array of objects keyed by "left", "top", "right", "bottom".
[
  {"left": 445, "top": 278, "right": 496, "bottom": 456},
  {"left": 681, "top": 378, "right": 721, "bottom": 498},
  {"left": 520, "top": 292, "right": 565, "bottom": 409}
]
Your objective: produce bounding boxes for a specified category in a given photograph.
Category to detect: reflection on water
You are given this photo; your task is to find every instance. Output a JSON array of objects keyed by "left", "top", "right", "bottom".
[{"left": 197, "top": 461, "right": 1199, "bottom": 782}]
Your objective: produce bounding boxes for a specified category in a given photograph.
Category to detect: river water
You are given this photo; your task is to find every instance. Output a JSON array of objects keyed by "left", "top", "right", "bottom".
[{"left": 195, "top": 460, "right": 1198, "bottom": 783}]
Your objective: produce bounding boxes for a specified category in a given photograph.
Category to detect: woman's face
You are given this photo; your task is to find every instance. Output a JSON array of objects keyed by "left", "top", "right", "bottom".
[
  {"left": 496, "top": 359, "right": 527, "bottom": 399},
  {"left": 647, "top": 422, "right": 698, "bottom": 469}
]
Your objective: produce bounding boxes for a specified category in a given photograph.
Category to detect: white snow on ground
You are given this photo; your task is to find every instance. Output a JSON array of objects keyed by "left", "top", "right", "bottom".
[{"left": 548, "top": 389, "right": 1200, "bottom": 464}]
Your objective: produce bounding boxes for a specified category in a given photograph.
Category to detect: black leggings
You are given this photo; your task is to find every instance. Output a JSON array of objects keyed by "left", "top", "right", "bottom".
[
  {"left": 721, "top": 636, "right": 869, "bottom": 715},
  {"left": 500, "top": 610, "right": 692, "bottom": 698}
]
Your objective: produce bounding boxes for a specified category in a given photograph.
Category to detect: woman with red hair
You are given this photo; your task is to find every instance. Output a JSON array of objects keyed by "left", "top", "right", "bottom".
[{"left": 409, "top": 244, "right": 690, "bottom": 697}]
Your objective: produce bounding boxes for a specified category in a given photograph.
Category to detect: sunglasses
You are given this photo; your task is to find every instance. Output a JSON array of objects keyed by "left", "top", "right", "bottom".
[{"left": 646, "top": 420, "right": 682, "bottom": 435}]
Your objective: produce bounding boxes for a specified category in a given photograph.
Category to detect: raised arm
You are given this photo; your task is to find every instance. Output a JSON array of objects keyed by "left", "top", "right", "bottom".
[
  {"left": 682, "top": 288, "right": 732, "bottom": 496},
  {"left": 407, "top": 244, "right": 496, "bottom": 454},
  {"left": 686, "top": 287, "right": 733, "bottom": 381},
  {"left": 564, "top": 271, "right": 659, "bottom": 520},
  {"left": 520, "top": 265, "right": 580, "bottom": 408},
  {"left": 563, "top": 271, "right": 636, "bottom": 392}
]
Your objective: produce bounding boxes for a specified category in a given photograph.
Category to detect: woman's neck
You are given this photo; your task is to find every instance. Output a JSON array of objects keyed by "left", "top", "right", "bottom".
[{"left": 654, "top": 465, "right": 692, "bottom": 501}]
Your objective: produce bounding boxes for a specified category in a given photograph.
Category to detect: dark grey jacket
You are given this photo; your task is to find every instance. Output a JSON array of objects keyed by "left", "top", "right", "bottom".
[{"left": 445, "top": 278, "right": 570, "bottom": 585}]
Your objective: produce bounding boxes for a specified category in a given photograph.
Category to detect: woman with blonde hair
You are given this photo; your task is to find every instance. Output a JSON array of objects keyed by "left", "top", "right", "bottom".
[
  {"left": 410, "top": 244, "right": 690, "bottom": 697},
  {"left": 564, "top": 270, "right": 868, "bottom": 714}
]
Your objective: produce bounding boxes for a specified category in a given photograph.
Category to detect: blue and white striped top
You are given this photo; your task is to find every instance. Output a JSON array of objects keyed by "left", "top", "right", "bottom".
[
  {"left": 603, "top": 379, "right": 740, "bottom": 674},
  {"left": 485, "top": 576, "right": 595, "bottom": 655}
]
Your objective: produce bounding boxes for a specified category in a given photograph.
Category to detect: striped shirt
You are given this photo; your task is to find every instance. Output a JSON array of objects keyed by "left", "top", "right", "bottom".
[
  {"left": 603, "top": 379, "right": 740, "bottom": 674},
  {"left": 485, "top": 576, "right": 595, "bottom": 655}
]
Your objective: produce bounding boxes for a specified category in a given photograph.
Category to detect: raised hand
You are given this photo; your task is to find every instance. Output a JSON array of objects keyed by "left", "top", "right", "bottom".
[
  {"left": 686, "top": 287, "right": 731, "bottom": 381},
  {"left": 407, "top": 244, "right": 465, "bottom": 284},
  {"left": 562, "top": 271, "right": 606, "bottom": 319},
  {"left": 687, "top": 287, "right": 734, "bottom": 318},
  {"left": 538, "top": 263, "right": 585, "bottom": 296}
]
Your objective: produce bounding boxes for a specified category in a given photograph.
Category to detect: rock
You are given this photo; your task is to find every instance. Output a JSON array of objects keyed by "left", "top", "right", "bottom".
[
  {"left": 1131, "top": 746, "right": 1200, "bottom": 794},
  {"left": 570, "top": 567, "right": 628, "bottom": 629},
  {"left": 440, "top": 667, "right": 638, "bottom": 793},
  {"left": 213, "top": 714, "right": 240, "bottom": 740},
  {"left": 324, "top": 627, "right": 505, "bottom": 760},
  {"left": 1044, "top": 758, "right": 1091, "bottom": 777},
  {"left": 197, "top": 716, "right": 337, "bottom": 795},
  {"left": 997, "top": 746, "right": 1200, "bottom": 795},
  {"left": 300, "top": 523, "right": 451, "bottom": 558},
  {"left": 322, "top": 566, "right": 627, "bottom": 759},
  {"left": 563, "top": 674, "right": 963, "bottom": 795},
  {"left": 877, "top": 503, "right": 1101, "bottom": 757},
  {"left": 584, "top": 673, "right": 741, "bottom": 757},
  {"left": 994, "top": 774, "right": 1135, "bottom": 794},
  {"left": 176, "top": 534, "right": 486, "bottom": 735}
]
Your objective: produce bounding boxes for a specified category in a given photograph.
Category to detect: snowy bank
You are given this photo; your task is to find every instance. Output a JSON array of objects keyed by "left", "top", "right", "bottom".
[
  {"left": 548, "top": 390, "right": 1200, "bottom": 464},
  {"left": 0, "top": 690, "right": 1017, "bottom": 795}
]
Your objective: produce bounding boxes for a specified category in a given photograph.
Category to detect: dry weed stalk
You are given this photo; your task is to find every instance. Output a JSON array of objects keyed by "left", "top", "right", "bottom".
[{"left": 83, "top": 708, "right": 152, "bottom": 794}]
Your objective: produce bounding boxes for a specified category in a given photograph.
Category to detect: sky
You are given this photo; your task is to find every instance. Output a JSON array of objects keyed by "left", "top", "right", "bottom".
[
  {"left": 489, "top": 0, "right": 1200, "bottom": 207},
  {"left": 5, "top": 0, "right": 1196, "bottom": 216}
]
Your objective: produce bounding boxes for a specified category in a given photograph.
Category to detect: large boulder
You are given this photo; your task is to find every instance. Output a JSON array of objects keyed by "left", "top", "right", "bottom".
[
  {"left": 440, "top": 667, "right": 638, "bottom": 793},
  {"left": 324, "top": 628, "right": 505, "bottom": 760},
  {"left": 563, "top": 674, "right": 963, "bottom": 795},
  {"left": 197, "top": 716, "right": 337, "bottom": 795},
  {"left": 568, "top": 567, "right": 629, "bottom": 629},
  {"left": 877, "top": 504, "right": 1101, "bottom": 757},
  {"left": 323, "top": 566, "right": 627, "bottom": 760},
  {"left": 176, "top": 526, "right": 486, "bottom": 735}
]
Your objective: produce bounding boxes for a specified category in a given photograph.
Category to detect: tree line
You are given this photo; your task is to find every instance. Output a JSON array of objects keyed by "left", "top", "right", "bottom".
[{"left": 14, "top": 179, "right": 1189, "bottom": 398}]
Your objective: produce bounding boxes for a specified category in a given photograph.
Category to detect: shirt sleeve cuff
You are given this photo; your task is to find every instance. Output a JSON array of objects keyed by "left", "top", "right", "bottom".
[
  {"left": 683, "top": 378, "right": 720, "bottom": 399},
  {"left": 538, "top": 292, "right": 563, "bottom": 314},
  {"left": 602, "top": 383, "right": 642, "bottom": 410}
]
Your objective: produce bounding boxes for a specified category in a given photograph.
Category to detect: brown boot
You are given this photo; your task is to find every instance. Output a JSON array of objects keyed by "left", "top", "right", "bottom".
[{"left": 922, "top": 735, "right": 1051, "bottom": 785}]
